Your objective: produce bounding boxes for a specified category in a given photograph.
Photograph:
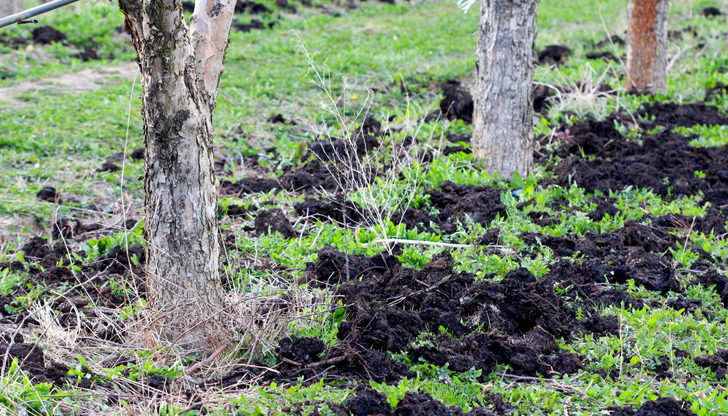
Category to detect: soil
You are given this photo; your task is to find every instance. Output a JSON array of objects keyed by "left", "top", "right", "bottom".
[
  {"left": 308, "top": 134, "right": 380, "bottom": 161},
  {"left": 439, "top": 80, "right": 474, "bottom": 124},
  {"left": 0, "top": 342, "right": 69, "bottom": 385},
  {"left": 71, "top": 46, "right": 101, "bottom": 62},
  {"left": 538, "top": 45, "right": 571, "bottom": 66},
  {"left": 608, "top": 397, "right": 696, "bottom": 416},
  {"left": 234, "top": 20, "right": 265, "bottom": 32},
  {"left": 294, "top": 196, "right": 367, "bottom": 226},
  {"left": 596, "top": 35, "right": 625, "bottom": 48},
  {"left": 130, "top": 148, "right": 145, "bottom": 160},
  {"left": 36, "top": 186, "right": 61, "bottom": 203},
  {"left": 31, "top": 26, "right": 67, "bottom": 45},
  {"left": 585, "top": 51, "right": 620, "bottom": 62},
  {"left": 693, "top": 349, "right": 728, "bottom": 381},
  {"left": 419, "top": 181, "right": 508, "bottom": 234},
  {"left": 267, "top": 250, "right": 605, "bottom": 387},
  {"left": 253, "top": 209, "right": 297, "bottom": 238},
  {"left": 702, "top": 6, "right": 723, "bottom": 17},
  {"left": 52, "top": 218, "right": 102, "bottom": 239},
  {"left": 237, "top": 1, "right": 274, "bottom": 14},
  {"left": 545, "top": 112, "right": 728, "bottom": 219}
]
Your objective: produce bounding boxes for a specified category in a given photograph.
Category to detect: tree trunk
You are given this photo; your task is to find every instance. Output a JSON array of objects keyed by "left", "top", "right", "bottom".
[
  {"left": 472, "top": 0, "right": 538, "bottom": 180},
  {"left": 626, "top": 0, "right": 668, "bottom": 94},
  {"left": 118, "top": 0, "right": 236, "bottom": 351},
  {"left": 0, "top": 0, "right": 23, "bottom": 18}
]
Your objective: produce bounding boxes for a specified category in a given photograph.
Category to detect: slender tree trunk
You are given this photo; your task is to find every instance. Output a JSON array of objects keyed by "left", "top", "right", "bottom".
[
  {"left": 0, "top": 0, "right": 23, "bottom": 18},
  {"left": 626, "top": 0, "right": 668, "bottom": 94},
  {"left": 472, "top": 0, "right": 538, "bottom": 180},
  {"left": 118, "top": 0, "right": 236, "bottom": 351}
]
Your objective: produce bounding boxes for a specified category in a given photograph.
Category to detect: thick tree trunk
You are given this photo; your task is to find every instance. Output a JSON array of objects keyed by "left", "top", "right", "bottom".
[
  {"left": 0, "top": 0, "right": 23, "bottom": 18},
  {"left": 118, "top": 0, "right": 236, "bottom": 351},
  {"left": 472, "top": 0, "right": 537, "bottom": 180},
  {"left": 626, "top": 0, "right": 668, "bottom": 94}
]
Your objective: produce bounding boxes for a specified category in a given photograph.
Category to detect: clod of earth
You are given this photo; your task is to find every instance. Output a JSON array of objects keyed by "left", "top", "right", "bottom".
[
  {"left": 439, "top": 80, "right": 474, "bottom": 124},
  {"left": 538, "top": 45, "right": 571, "bottom": 65},
  {"left": 253, "top": 208, "right": 297, "bottom": 238},
  {"left": 36, "top": 186, "right": 61, "bottom": 203},
  {"left": 595, "top": 34, "right": 625, "bottom": 48},
  {"left": 608, "top": 397, "right": 696, "bottom": 416},
  {"left": 702, "top": 6, "right": 723, "bottom": 17},
  {"left": 31, "top": 26, "right": 67, "bottom": 45}
]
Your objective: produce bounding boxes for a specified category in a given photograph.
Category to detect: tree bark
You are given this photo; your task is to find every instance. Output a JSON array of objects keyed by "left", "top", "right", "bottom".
[
  {"left": 472, "top": 0, "right": 538, "bottom": 180},
  {"left": 0, "top": 0, "right": 23, "bottom": 18},
  {"left": 626, "top": 0, "right": 668, "bottom": 94},
  {"left": 118, "top": 0, "right": 236, "bottom": 351}
]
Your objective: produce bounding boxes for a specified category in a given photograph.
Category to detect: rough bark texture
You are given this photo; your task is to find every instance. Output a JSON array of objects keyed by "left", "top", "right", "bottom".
[
  {"left": 0, "top": 0, "right": 23, "bottom": 18},
  {"left": 626, "top": 0, "right": 669, "bottom": 94},
  {"left": 118, "top": 0, "right": 236, "bottom": 350},
  {"left": 472, "top": 0, "right": 537, "bottom": 180}
]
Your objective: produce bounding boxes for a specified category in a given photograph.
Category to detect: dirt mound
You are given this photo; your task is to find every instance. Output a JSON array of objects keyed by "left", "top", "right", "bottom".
[
  {"left": 52, "top": 218, "right": 102, "bottom": 239},
  {"left": 31, "top": 26, "right": 67, "bottom": 45},
  {"left": 523, "top": 220, "right": 686, "bottom": 294},
  {"left": 236, "top": 1, "right": 273, "bottom": 14},
  {"left": 694, "top": 349, "right": 728, "bottom": 380},
  {"left": 425, "top": 181, "right": 507, "bottom": 233},
  {"left": 0, "top": 343, "right": 68, "bottom": 385},
  {"left": 253, "top": 209, "right": 296, "bottom": 238},
  {"left": 303, "top": 247, "right": 397, "bottom": 286},
  {"left": 635, "top": 102, "right": 728, "bottom": 130},
  {"left": 596, "top": 35, "right": 625, "bottom": 48},
  {"left": 546, "top": 116, "right": 728, "bottom": 218},
  {"left": 219, "top": 177, "right": 281, "bottom": 197},
  {"left": 705, "top": 81, "right": 728, "bottom": 102},
  {"left": 294, "top": 196, "right": 366, "bottom": 226},
  {"left": 37, "top": 186, "right": 60, "bottom": 203},
  {"left": 440, "top": 81, "right": 473, "bottom": 124},
  {"left": 308, "top": 134, "right": 380, "bottom": 161},
  {"left": 702, "top": 6, "right": 723, "bottom": 17},
  {"left": 234, "top": 20, "right": 265, "bottom": 32},
  {"left": 538, "top": 45, "right": 570, "bottom": 65},
  {"left": 585, "top": 51, "right": 619, "bottom": 62},
  {"left": 71, "top": 46, "right": 101, "bottom": 62},
  {"left": 608, "top": 397, "right": 696, "bottom": 416},
  {"left": 130, "top": 148, "right": 145, "bottom": 160},
  {"left": 220, "top": 203, "right": 257, "bottom": 217}
]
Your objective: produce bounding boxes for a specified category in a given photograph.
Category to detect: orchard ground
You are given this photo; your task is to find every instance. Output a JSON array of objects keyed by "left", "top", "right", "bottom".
[{"left": 2, "top": 0, "right": 728, "bottom": 414}]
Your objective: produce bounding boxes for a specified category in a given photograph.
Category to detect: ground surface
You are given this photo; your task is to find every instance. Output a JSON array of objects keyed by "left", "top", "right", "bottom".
[{"left": 2, "top": 0, "right": 728, "bottom": 415}]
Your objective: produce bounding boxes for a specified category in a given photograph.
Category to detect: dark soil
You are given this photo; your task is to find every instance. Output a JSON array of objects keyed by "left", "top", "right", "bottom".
[
  {"left": 702, "top": 6, "right": 723, "bottom": 17},
  {"left": 236, "top": 1, "right": 273, "bottom": 14},
  {"left": 538, "top": 45, "right": 571, "bottom": 66},
  {"left": 181, "top": 1, "right": 195, "bottom": 12},
  {"left": 545, "top": 113, "right": 728, "bottom": 218},
  {"left": 635, "top": 101, "right": 728, "bottom": 131},
  {"left": 253, "top": 209, "right": 296, "bottom": 238},
  {"left": 440, "top": 80, "right": 474, "bottom": 124},
  {"left": 260, "top": 250, "right": 607, "bottom": 387},
  {"left": 294, "top": 196, "right": 366, "bottom": 226},
  {"left": 694, "top": 349, "right": 728, "bottom": 380},
  {"left": 130, "top": 148, "right": 145, "bottom": 160},
  {"left": 705, "top": 81, "right": 728, "bottom": 102},
  {"left": 308, "top": 134, "right": 380, "bottom": 161},
  {"left": 71, "top": 46, "right": 101, "bottom": 62},
  {"left": 596, "top": 35, "right": 625, "bottom": 48},
  {"left": 266, "top": 113, "right": 288, "bottom": 124},
  {"left": 37, "top": 186, "right": 61, "bottom": 203},
  {"left": 417, "top": 181, "right": 507, "bottom": 234},
  {"left": 31, "top": 26, "right": 67, "bottom": 45},
  {"left": 234, "top": 20, "right": 265, "bottom": 32},
  {"left": 608, "top": 397, "right": 696, "bottom": 416},
  {"left": 52, "top": 218, "right": 102, "bottom": 239},
  {"left": 0, "top": 342, "right": 68, "bottom": 385},
  {"left": 533, "top": 84, "right": 556, "bottom": 114},
  {"left": 585, "top": 51, "right": 620, "bottom": 62}
]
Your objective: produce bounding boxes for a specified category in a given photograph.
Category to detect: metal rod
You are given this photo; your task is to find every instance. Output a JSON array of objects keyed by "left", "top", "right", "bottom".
[{"left": 0, "top": 0, "right": 81, "bottom": 29}]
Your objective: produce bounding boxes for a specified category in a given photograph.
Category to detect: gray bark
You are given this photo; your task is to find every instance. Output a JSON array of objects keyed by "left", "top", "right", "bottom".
[
  {"left": 118, "top": 0, "right": 236, "bottom": 350},
  {"left": 0, "top": 0, "right": 23, "bottom": 18},
  {"left": 626, "top": 0, "right": 669, "bottom": 94},
  {"left": 472, "top": 0, "right": 538, "bottom": 180}
]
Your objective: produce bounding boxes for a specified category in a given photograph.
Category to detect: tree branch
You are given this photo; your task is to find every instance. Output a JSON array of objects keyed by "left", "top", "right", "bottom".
[{"left": 190, "top": 0, "right": 237, "bottom": 112}]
